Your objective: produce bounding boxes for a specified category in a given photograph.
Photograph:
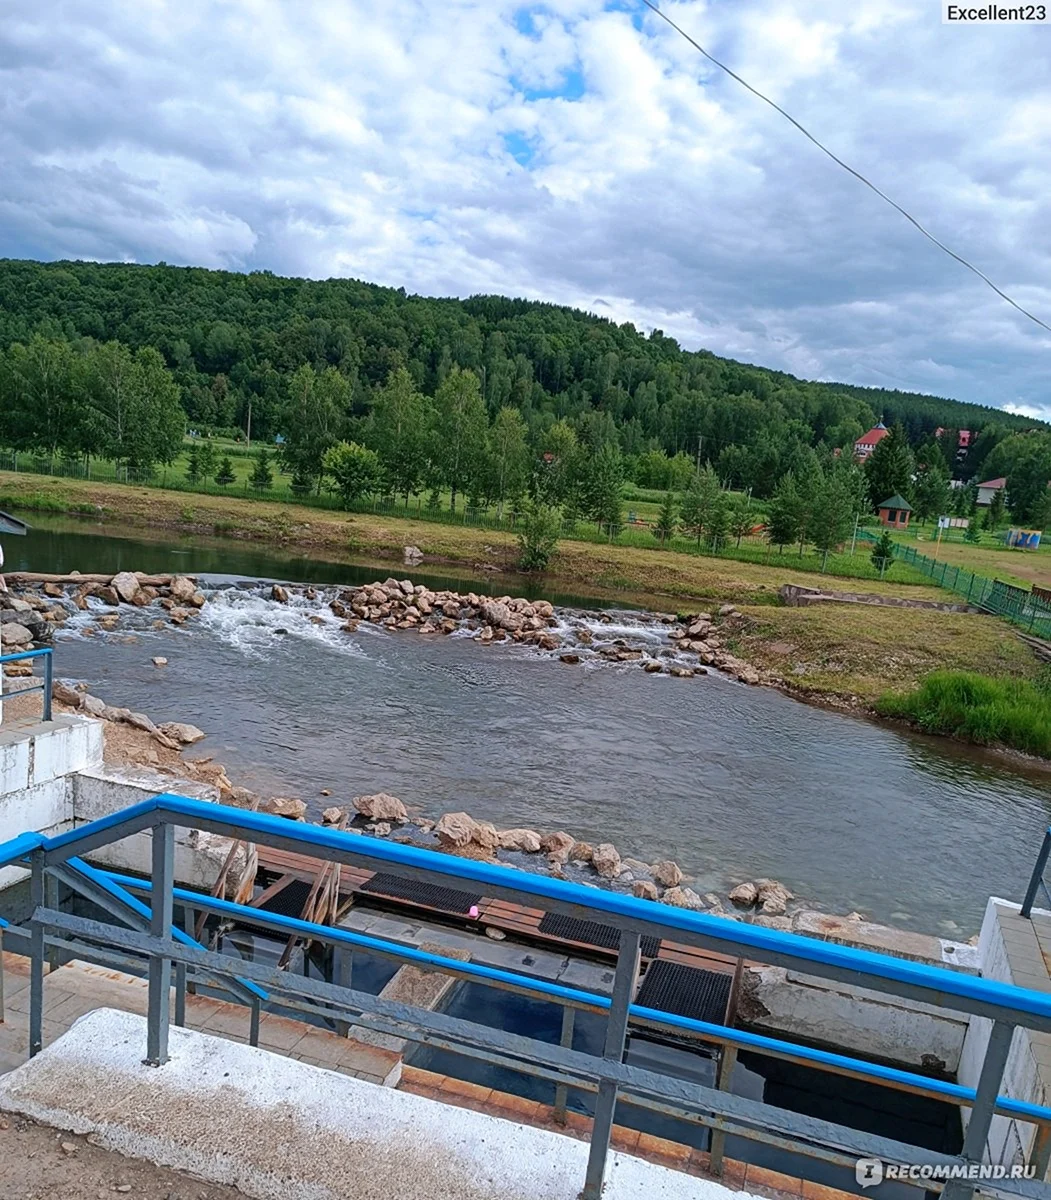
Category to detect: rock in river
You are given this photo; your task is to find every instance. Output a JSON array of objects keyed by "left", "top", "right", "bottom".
[{"left": 353, "top": 792, "right": 408, "bottom": 823}]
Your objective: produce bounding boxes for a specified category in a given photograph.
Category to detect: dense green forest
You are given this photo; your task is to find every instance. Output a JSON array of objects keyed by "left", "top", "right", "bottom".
[{"left": 0, "top": 258, "right": 1047, "bottom": 521}]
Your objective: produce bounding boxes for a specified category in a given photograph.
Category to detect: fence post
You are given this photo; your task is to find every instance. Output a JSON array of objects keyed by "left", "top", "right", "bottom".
[
  {"left": 145, "top": 820, "right": 175, "bottom": 1066},
  {"left": 581, "top": 932, "right": 641, "bottom": 1200},
  {"left": 553, "top": 1005, "right": 576, "bottom": 1125},
  {"left": 29, "top": 850, "right": 45, "bottom": 1057},
  {"left": 43, "top": 651, "right": 53, "bottom": 722},
  {"left": 944, "top": 1020, "right": 1015, "bottom": 1200}
]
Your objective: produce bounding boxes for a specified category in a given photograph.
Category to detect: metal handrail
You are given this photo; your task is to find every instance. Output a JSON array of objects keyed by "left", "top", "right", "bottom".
[
  {"left": 3, "top": 794, "right": 1051, "bottom": 1200},
  {"left": 1021, "top": 828, "right": 1051, "bottom": 919},
  {"left": 0, "top": 647, "right": 53, "bottom": 722}
]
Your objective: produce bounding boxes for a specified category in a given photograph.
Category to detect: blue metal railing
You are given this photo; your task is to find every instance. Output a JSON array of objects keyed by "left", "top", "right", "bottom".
[
  {"left": 2, "top": 793, "right": 1051, "bottom": 1199},
  {"left": 1021, "top": 828, "right": 1051, "bottom": 919},
  {"left": 0, "top": 647, "right": 53, "bottom": 722}
]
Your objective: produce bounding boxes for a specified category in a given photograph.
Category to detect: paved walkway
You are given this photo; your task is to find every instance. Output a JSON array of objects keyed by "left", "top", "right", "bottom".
[{"left": 0, "top": 951, "right": 401, "bottom": 1085}]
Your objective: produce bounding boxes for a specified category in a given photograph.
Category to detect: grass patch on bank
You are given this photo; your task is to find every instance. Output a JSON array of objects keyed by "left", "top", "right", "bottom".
[
  {"left": 877, "top": 670, "right": 1051, "bottom": 757},
  {"left": 735, "top": 606, "right": 1038, "bottom": 704}
]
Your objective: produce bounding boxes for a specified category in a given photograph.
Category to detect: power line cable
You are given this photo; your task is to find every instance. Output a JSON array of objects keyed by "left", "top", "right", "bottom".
[{"left": 638, "top": 0, "right": 1051, "bottom": 337}]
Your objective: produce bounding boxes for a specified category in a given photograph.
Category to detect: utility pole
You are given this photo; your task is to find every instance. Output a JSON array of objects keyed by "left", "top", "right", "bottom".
[
  {"left": 850, "top": 514, "right": 859, "bottom": 556},
  {"left": 246, "top": 397, "right": 253, "bottom": 449}
]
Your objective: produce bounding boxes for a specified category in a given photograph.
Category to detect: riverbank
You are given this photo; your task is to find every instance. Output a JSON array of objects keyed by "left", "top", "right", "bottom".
[{"left": 0, "top": 470, "right": 945, "bottom": 607}]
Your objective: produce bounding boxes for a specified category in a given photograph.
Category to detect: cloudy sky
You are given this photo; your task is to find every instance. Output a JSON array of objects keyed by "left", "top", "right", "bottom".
[{"left": 2, "top": 0, "right": 1050, "bottom": 411}]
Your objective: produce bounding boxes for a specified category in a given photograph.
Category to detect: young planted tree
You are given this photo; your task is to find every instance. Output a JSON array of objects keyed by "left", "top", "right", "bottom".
[
  {"left": 809, "top": 471, "right": 855, "bottom": 571},
  {"left": 870, "top": 529, "right": 896, "bottom": 578},
  {"left": 215, "top": 456, "right": 236, "bottom": 488},
  {"left": 652, "top": 490, "right": 677, "bottom": 547},
  {"left": 197, "top": 440, "right": 218, "bottom": 482},
  {"left": 185, "top": 442, "right": 201, "bottom": 485},
  {"left": 984, "top": 486, "right": 1006, "bottom": 530},
  {"left": 249, "top": 447, "right": 274, "bottom": 491},
  {"left": 679, "top": 465, "right": 720, "bottom": 547},
  {"left": 728, "top": 493, "right": 754, "bottom": 547},
  {"left": 706, "top": 493, "right": 730, "bottom": 550},
  {"left": 964, "top": 518, "right": 981, "bottom": 544},
  {"left": 766, "top": 474, "right": 802, "bottom": 554},
  {"left": 322, "top": 441, "right": 382, "bottom": 509},
  {"left": 517, "top": 500, "right": 562, "bottom": 571},
  {"left": 579, "top": 442, "right": 625, "bottom": 537}
]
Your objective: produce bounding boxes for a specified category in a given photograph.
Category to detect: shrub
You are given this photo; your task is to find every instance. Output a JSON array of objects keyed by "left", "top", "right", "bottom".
[{"left": 517, "top": 501, "right": 561, "bottom": 571}]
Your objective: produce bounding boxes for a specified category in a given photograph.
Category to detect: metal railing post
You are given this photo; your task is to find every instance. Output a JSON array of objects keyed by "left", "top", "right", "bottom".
[
  {"left": 29, "top": 850, "right": 45, "bottom": 1057},
  {"left": 945, "top": 1020, "right": 1015, "bottom": 1200},
  {"left": 45, "top": 872, "right": 60, "bottom": 973},
  {"left": 1022, "top": 830, "right": 1051, "bottom": 918},
  {"left": 145, "top": 820, "right": 175, "bottom": 1066},
  {"left": 553, "top": 1004, "right": 576, "bottom": 1125},
  {"left": 709, "top": 1044, "right": 739, "bottom": 1175},
  {"left": 581, "top": 932, "right": 641, "bottom": 1200},
  {"left": 174, "top": 962, "right": 187, "bottom": 1027},
  {"left": 1032, "top": 1121, "right": 1051, "bottom": 1181},
  {"left": 250, "top": 997, "right": 261, "bottom": 1047},
  {"left": 43, "top": 650, "right": 52, "bottom": 722},
  {"left": 0, "top": 928, "right": 5, "bottom": 1025}
]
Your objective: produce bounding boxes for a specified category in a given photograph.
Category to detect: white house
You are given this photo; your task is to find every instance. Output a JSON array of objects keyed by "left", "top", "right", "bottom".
[{"left": 976, "top": 477, "right": 1007, "bottom": 507}]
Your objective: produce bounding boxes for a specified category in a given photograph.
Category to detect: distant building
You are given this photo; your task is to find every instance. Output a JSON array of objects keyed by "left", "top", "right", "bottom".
[
  {"left": 854, "top": 422, "right": 889, "bottom": 460},
  {"left": 877, "top": 495, "right": 912, "bottom": 530},
  {"left": 976, "top": 477, "right": 1007, "bottom": 507},
  {"left": 935, "top": 427, "right": 972, "bottom": 449}
]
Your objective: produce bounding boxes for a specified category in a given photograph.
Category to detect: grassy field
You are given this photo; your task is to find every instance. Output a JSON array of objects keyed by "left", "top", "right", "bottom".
[
  {"left": 883, "top": 524, "right": 1051, "bottom": 590},
  {"left": 732, "top": 604, "right": 1038, "bottom": 704}
]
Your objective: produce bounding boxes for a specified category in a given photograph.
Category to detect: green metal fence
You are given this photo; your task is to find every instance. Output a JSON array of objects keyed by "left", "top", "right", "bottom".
[{"left": 890, "top": 541, "right": 1051, "bottom": 638}]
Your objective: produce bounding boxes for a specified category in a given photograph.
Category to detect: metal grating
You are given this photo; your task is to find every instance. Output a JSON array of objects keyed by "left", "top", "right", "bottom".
[
  {"left": 360, "top": 872, "right": 483, "bottom": 915},
  {"left": 634, "top": 959, "right": 733, "bottom": 1024},
  {"left": 536, "top": 912, "right": 661, "bottom": 959},
  {"left": 256, "top": 877, "right": 314, "bottom": 918}
]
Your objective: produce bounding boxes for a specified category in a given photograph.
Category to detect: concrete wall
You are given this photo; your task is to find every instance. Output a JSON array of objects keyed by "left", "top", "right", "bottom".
[
  {"left": 740, "top": 965, "right": 969, "bottom": 1072},
  {"left": 0, "top": 716, "right": 103, "bottom": 888},
  {"left": 73, "top": 767, "right": 232, "bottom": 890}
]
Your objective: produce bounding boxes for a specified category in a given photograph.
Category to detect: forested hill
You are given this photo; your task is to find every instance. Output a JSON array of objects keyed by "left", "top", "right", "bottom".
[{"left": 0, "top": 257, "right": 1037, "bottom": 478}]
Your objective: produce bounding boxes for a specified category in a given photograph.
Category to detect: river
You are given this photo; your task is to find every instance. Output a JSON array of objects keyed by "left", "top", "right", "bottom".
[{"left": 6, "top": 512, "right": 1050, "bottom": 936}]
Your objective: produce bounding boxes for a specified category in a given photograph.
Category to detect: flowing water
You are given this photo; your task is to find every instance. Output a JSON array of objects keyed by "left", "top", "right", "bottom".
[{"left": 6, "top": 512, "right": 1051, "bottom": 936}]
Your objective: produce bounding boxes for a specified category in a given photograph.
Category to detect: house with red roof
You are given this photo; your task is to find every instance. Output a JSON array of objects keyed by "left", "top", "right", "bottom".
[{"left": 854, "top": 422, "right": 889, "bottom": 460}]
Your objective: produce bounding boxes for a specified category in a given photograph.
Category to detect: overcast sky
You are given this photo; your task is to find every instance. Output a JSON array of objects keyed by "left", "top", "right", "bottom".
[{"left": 2, "top": 0, "right": 1050, "bottom": 413}]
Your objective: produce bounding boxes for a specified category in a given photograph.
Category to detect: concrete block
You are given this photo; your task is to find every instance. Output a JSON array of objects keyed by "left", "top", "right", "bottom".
[
  {"left": 0, "top": 738, "right": 30, "bottom": 795},
  {"left": 0, "top": 1008, "right": 726, "bottom": 1200},
  {"left": 27, "top": 717, "right": 104, "bottom": 786}
]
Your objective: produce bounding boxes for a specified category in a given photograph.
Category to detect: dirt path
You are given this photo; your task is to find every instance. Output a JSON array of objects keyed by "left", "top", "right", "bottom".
[{"left": 0, "top": 1112, "right": 245, "bottom": 1200}]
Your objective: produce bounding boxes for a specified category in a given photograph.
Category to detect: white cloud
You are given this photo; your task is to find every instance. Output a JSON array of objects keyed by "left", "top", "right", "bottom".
[{"left": 1, "top": 0, "right": 1050, "bottom": 407}]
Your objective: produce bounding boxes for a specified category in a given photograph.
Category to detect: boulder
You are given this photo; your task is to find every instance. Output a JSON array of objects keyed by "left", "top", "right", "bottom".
[
  {"left": 632, "top": 880, "right": 660, "bottom": 902},
  {"left": 352, "top": 792, "right": 408, "bottom": 823},
  {"left": 728, "top": 882, "right": 759, "bottom": 908},
  {"left": 51, "top": 681, "right": 83, "bottom": 708},
  {"left": 152, "top": 657, "right": 168, "bottom": 667},
  {"left": 261, "top": 796, "right": 307, "bottom": 820},
  {"left": 540, "top": 831, "right": 575, "bottom": 857},
  {"left": 473, "top": 821, "right": 500, "bottom": 850},
  {"left": 719, "top": 604, "right": 737, "bottom": 617},
  {"left": 3, "top": 661, "right": 32, "bottom": 678},
  {"left": 125, "top": 711, "right": 157, "bottom": 734},
  {"left": 157, "top": 722, "right": 207, "bottom": 746},
  {"left": 370, "top": 822, "right": 392, "bottom": 837},
  {"left": 111, "top": 572, "right": 141, "bottom": 603},
  {"left": 43, "top": 582, "right": 64, "bottom": 598},
  {"left": 559, "top": 653, "right": 581, "bottom": 665},
  {"left": 96, "top": 586, "right": 121, "bottom": 606},
  {"left": 497, "top": 828, "right": 542, "bottom": 853},
  {"left": 0, "top": 622, "right": 33, "bottom": 647},
  {"left": 398, "top": 579, "right": 415, "bottom": 596},
  {"left": 568, "top": 841, "right": 593, "bottom": 863},
  {"left": 643, "top": 660, "right": 662, "bottom": 673},
  {"left": 169, "top": 576, "right": 197, "bottom": 603},
  {"left": 188, "top": 591, "right": 207, "bottom": 609},
  {"left": 662, "top": 886, "right": 705, "bottom": 911},
  {"left": 652, "top": 860, "right": 683, "bottom": 889},
  {"left": 403, "top": 545, "right": 424, "bottom": 565},
  {"left": 756, "top": 879, "right": 794, "bottom": 917},
  {"left": 592, "top": 843, "right": 621, "bottom": 879},
  {"left": 435, "top": 811, "right": 477, "bottom": 848},
  {"left": 271, "top": 585, "right": 289, "bottom": 603},
  {"left": 322, "top": 807, "right": 345, "bottom": 824}
]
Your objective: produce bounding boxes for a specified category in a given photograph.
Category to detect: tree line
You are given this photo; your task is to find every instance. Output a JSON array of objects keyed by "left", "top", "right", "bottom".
[{"left": 0, "top": 258, "right": 1039, "bottom": 502}]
